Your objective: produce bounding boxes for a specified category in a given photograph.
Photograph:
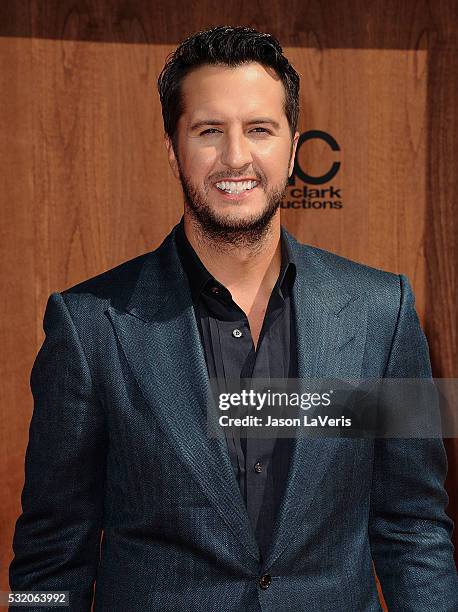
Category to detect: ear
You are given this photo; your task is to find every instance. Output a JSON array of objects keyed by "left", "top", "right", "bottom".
[
  {"left": 288, "top": 131, "right": 300, "bottom": 177},
  {"left": 164, "top": 133, "right": 180, "bottom": 180}
]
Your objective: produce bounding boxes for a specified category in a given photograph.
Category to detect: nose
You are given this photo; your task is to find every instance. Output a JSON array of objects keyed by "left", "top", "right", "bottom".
[{"left": 220, "top": 128, "right": 252, "bottom": 169}]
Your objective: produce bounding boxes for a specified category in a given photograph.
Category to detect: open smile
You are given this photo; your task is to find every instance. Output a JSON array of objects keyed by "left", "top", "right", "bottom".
[{"left": 213, "top": 179, "right": 259, "bottom": 200}]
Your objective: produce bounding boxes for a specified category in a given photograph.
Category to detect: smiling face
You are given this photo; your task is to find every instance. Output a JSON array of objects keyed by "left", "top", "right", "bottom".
[{"left": 165, "top": 62, "right": 299, "bottom": 244}]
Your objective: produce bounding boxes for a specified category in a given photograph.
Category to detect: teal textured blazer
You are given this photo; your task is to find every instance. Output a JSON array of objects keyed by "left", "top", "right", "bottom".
[{"left": 10, "top": 221, "right": 458, "bottom": 611}]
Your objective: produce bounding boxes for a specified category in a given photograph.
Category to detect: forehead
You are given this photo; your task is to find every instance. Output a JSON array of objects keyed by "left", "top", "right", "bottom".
[{"left": 179, "top": 62, "right": 286, "bottom": 122}]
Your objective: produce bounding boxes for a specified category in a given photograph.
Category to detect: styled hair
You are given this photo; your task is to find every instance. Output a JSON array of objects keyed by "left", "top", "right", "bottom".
[{"left": 157, "top": 25, "right": 300, "bottom": 147}]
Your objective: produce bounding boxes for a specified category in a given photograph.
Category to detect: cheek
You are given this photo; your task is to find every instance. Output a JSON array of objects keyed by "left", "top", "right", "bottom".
[
  {"left": 184, "top": 144, "right": 218, "bottom": 177},
  {"left": 254, "top": 143, "right": 293, "bottom": 179}
]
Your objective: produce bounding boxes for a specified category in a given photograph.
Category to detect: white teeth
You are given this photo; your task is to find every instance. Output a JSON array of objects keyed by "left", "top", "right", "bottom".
[{"left": 215, "top": 180, "right": 258, "bottom": 193}]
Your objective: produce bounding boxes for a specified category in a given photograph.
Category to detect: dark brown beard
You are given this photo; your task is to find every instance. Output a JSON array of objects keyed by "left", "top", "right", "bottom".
[{"left": 176, "top": 158, "right": 289, "bottom": 249}]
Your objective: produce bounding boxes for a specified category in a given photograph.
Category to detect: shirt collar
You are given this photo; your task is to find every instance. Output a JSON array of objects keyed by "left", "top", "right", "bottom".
[{"left": 175, "top": 217, "right": 296, "bottom": 304}]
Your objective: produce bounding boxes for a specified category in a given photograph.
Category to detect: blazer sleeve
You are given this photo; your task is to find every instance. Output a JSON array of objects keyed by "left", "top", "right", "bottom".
[
  {"left": 368, "top": 274, "right": 458, "bottom": 611},
  {"left": 9, "top": 292, "right": 107, "bottom": 611}
]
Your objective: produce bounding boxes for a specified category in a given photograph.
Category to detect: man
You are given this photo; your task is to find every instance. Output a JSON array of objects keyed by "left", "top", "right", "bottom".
[{"left": 10, "top": 26, "right": 457, "bottom": 611}]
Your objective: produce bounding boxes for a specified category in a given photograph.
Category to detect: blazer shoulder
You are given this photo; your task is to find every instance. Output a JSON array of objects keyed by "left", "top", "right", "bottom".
[
  {"left": 59, "top": 250, "right": 150, "bottom": 309},
  {"left": 299, "top": 241, "right": 402, "bottom": 296},
  {"left": 299, "top": 245, "right": 414, "bottom": 364},
  {"left": 57, "top": 231, "right": 173, "bottom": 325}
]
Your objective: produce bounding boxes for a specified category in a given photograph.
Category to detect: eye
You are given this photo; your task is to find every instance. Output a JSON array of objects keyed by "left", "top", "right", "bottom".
[
  {"left": 200, "top": 128, "right": 221, "bottom": 136},
  {"left": 250, "top": 127, "right": 272, "bottom": 137}
]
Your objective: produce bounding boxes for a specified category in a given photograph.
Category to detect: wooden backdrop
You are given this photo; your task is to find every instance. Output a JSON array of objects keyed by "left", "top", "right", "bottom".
[{"left": 1, "top": 1, "right": 457, "bottom": 606}]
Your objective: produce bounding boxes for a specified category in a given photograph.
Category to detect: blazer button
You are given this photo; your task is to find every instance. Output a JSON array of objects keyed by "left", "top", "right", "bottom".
[
  {"left": 259, "top": 574, "right": 272, "bottom": 589},
  {"left": 254, "top": 461, "right": 263, "bottom": 473}
]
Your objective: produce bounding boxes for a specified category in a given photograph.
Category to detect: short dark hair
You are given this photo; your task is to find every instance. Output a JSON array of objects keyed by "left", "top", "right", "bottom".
[{"left": 157, "top": 25, "right": 300, "bottom": 147}]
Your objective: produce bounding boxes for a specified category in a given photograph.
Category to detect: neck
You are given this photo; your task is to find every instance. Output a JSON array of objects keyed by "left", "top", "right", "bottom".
[{"left": 182, "top": 213, "right": 282, "bottom": 309}]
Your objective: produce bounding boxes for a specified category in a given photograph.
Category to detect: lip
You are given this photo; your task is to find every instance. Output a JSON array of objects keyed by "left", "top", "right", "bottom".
[
  {"left": 212, "top": 183, "right": 259, "bottom": 200},
  {"left": 213, "top": 178, "right": 258, "bottom": 184}
]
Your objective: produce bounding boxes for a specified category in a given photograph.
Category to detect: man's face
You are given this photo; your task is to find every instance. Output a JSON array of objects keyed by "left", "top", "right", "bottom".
[{"left": 165, "top": 62, "right": 299, "bottom": 242}]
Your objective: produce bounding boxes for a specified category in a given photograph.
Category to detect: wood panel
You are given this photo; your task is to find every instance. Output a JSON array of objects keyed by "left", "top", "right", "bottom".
[
  {"left": 1, "top": 0, "right": 456, "bottom": 49},
  {"left": 282, "top": 47, "right": 428, "bottom": 319},
  {"left": 0, "top": 33, "right": 36, "bottom": 592},
  {"left": 426, "top": 35, "right": 458, "bottom": 562}
]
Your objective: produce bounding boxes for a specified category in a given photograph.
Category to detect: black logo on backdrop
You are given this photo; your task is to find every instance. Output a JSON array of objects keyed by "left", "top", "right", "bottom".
[{"left": 282, "top": 130, "right": 343, "bottom": 210}]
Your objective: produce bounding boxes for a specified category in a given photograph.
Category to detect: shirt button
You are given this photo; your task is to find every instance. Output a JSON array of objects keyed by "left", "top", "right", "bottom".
[
  {"left": 210, "top": 286, "right": 220, "bottom": 294},
  {"left": 232, "top": 328, "right": 243, "bottom": 338},
  {"left": 259, "top": 574, "right": 272, "bottom": 589},
  {"left": 254, "top": 461, "right": 263, "bottom": 473}
]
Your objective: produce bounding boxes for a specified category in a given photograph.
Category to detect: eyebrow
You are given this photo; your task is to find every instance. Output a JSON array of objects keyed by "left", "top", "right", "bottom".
[{"left": 189, "top": 117, "right": 281, "bottom": 131}]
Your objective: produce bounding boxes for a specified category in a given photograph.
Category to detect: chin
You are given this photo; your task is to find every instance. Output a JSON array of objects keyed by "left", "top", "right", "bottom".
[
  {"left": 212, "top": 205, "right": 268, "bottom": 224},
  {"left": 212, "top": 198, "right": 266, "bottom": 215}
]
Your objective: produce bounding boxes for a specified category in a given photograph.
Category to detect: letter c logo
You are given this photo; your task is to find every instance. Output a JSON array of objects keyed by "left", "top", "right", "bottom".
[{"left": 289, "top": 130, "right": 341, "bottom": 186}]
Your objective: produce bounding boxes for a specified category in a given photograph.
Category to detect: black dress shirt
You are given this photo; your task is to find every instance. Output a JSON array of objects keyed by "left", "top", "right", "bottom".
[{"left": 175, "top": 218, "right": 298, "bottom": 560}]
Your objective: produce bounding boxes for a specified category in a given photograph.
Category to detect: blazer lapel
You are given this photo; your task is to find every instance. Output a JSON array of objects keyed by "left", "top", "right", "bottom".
[
  {"left": 263, "top": 229, "right": 369, "bottom": 570},
  {"left": 107, "top": 225, "right": 260, "bottom": 565}
]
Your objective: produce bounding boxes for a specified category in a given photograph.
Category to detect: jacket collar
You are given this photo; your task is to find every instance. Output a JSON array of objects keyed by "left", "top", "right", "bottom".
[{"left": 173, "top": 216, "right": 296, "bottom": 304}]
